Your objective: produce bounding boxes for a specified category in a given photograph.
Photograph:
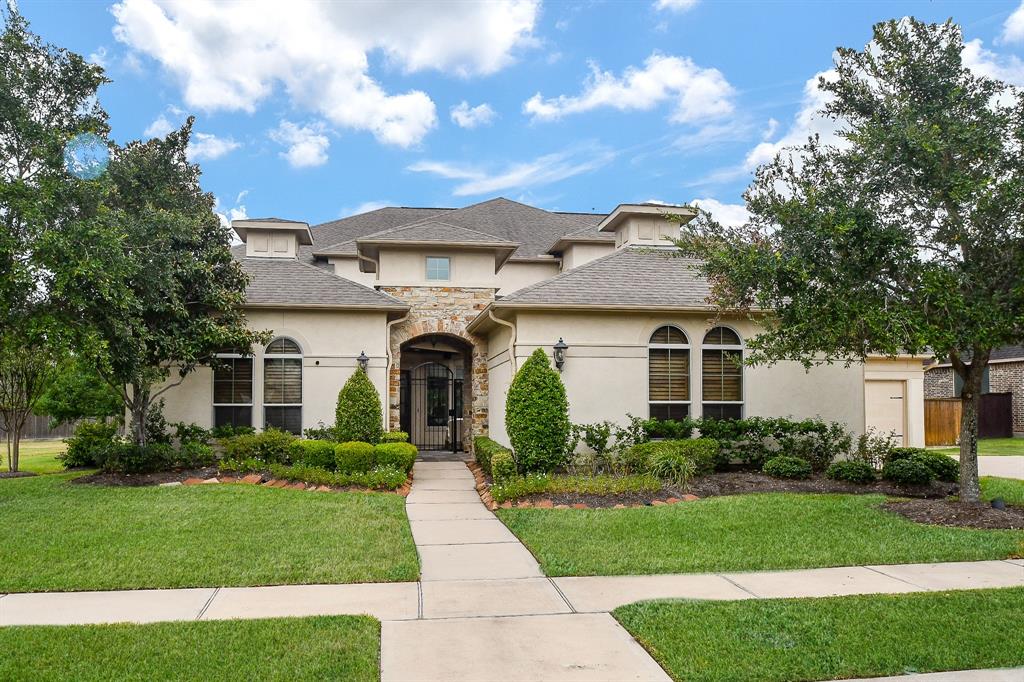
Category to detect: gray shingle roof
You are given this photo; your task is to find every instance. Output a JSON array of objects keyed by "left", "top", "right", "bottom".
[
  {"left": 932, "top": 344, "right": 1024, "bottom": 367},
  {"left": 495, "top": 246, "right": 712, "bottom": 308},
  {"left": 240, "top": 257, "right": 408, "bottom": 309},
  {"left": 357, "top": 220, "right": 516, "bottom": 245}
]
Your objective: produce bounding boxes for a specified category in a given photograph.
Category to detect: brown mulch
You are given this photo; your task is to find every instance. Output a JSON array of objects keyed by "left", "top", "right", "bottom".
[
  {"left": 517, "top": 488, "right": 690, "bottom": 508},
  {"left": 883, "top": 498, "right": 1024, "bottom": 530},
  {"left": 0, "top": 470, "right": 37, "bottom": 479},
  {"left": 71, "top": 467, "right": 220, "bottom": 486},
  {"left": 688, "top": 471, "right": 957, "bottom": 499}
]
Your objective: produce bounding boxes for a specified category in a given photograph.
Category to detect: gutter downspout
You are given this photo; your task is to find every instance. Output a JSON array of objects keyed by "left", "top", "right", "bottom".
[
  {"left": 357, "top": 253, "right": 379, "bottom": 280},
  {"left": 488, "top": 309, "right": 517, "bottom": 374},
  {"left": 384, "top": 310, "right": 411, "bottom": 430}
]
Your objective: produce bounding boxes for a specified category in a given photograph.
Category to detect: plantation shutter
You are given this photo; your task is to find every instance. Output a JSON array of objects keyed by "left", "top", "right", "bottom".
[
  {"left": 263, "top": 358, "right": 302, "bottom": 404},
  {"left": 649, "top": 348, "right": 689, "bottom": 401},
  {"left": 702, "top": 349, "right": 741, "bottom": 401}
]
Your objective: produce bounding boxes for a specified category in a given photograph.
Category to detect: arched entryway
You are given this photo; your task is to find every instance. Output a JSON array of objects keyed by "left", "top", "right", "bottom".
[{"left": 398, "top": 334, "right": 474, "bottom": 451}]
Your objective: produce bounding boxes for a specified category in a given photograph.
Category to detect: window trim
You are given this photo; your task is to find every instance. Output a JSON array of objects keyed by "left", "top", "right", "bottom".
[
  {"left": 212, "top": 351, "right": 254, "bottom": 428},
  {"left": 425, "top": 255, "right": 451, "bottom": 282},
  {"left": 701, "top": 325, "right": 744, "bottom": 418},
  {"left": 648, "top": 324, "right": 691, "bottom": 419},
  {"left": 262, "top": 337, "right": 304, "bottom": 433}
]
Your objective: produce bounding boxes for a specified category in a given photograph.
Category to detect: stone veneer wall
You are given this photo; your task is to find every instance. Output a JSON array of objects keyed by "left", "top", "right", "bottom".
[
  {"left": 381, "top": 286, "right": 495, "bottom": 446},
  {"left": 990, "top": 361, "right": 1024, "bottom": 434}
]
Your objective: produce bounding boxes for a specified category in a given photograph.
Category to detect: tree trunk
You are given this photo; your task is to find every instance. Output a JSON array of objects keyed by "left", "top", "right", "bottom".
[
  {"left": 953, "top": 352, "right": 988, "bottom": 505},
  {"left": 128, "top": 383, "right": 149, "bottom": 448},
  {"left": 11, "top": 428, "right": 19, "bottom": 472}
]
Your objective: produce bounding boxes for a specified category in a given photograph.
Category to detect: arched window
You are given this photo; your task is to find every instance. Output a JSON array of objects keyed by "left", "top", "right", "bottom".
[
  {"left": 702, "top": 326, "right": 743, "bottom": 420},
  {"left": 649, "top": 325, "right": 690, "bottom": 420},
  {"left": 264, "top": 337, "right": 302, "bottom": 434},
  {"left": 213, "top": 349, "right": 252, "bottom": 429}
]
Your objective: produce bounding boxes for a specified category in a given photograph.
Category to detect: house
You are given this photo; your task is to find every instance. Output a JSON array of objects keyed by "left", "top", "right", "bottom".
[
  {"left": 925, "top": 346, "right": 1024, "bottom": 437},
  {"left": 157, "top": 198, "right": 926, "bottom": 450}
]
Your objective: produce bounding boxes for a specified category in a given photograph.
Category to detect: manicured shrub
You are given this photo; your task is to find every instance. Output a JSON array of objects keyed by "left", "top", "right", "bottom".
[
  {"left": 335, "top": 369, "right": 383, "bottom": 444},
  {"left": 826, "top": 460, "right": 876, "bottom": 484},
  {"left": 335, "top": 441, "right": 375, "bottom": 474},
  {"left": 762, "top": 455, "right": 812, "bottom": 479},
  {"left": 220, "top": 428, "right": 295, "bottom": 464},
  {"left": 643, "top": 417, "right": 696, "bottom": 440},
  {"left": 303, "top": 422, "right": 336, "bottom": 441},
  {"left": 854, "top": 429, "right": 895, "bottom": 469},
  {"left": 618, "top": 441, "right": 658, "bottom": 475},
  {"left": 62, "top": 420, "right": 120, "bottom": 468},
  {"left": 374, "top": 442, "right": 417, "bottom": 473},
  {"left": 621, "top": 439, "right": 719, "bottom": 478},
  {"left": 210, "top": 424, "right": 256, "bottom": 438},
  {"left": 474, "top": 436, "right": 511, "bottom": 476},
  {"left": 882, "top": 458, "right": 934, "bottom": 486},
  {"left": 177, "top": 441, "right": 215, "bottom": 468},
  {"left": 172, "top": 422, "right": 212, "bottom": 445},
  {"left": 381, "top": 431, "right": 410, "bottom": 443},
  {"left": 266, "top": 462, "right": 408, "bottom": 490},
  {"left": 505, "top": 348, "right": 572, "bottom": 473},
  {"left": 910, "top": 451, "right": 959, "bottom": 482},
  {"left": 490, "top": 473, "right": 662, "bottom": 503},
  {"left": 649, "top": 449, "right": 697, "bottom": 488},
  {"left": 491, "top": 450, "right": 517, "bottom": 484},
  {"left": 887, "top": 447, "right": 929, "bottom": 462},
  {"left": 288, "top": 440, "right": 337, "bottom": 470},
  {"left": 102, "top": 442, "right": 176, "bottom": 474},
  {"left": 697, "top": 416, "right": 852, "bottom": 470}
]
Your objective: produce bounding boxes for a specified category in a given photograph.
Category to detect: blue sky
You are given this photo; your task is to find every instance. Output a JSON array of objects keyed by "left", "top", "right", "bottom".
[{"left": 19, "top": 0, "right": 1024, "bottom": 226}]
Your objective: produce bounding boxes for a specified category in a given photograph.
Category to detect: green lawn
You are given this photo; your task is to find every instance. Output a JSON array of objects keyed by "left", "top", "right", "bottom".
[
  {"left": 935, "top": 437, "right": 1024, "bottom": 456},
  {"left": 982, "top": 476, "right": 1024, "bottom": 506},
  {"left": 615, "top": 588, "right": 1024, "bottom": 682},
  {"left": 0, "top": 615, "right": 379, "bottom": 681},
  {"left": 496, "top": 493, "right": 1024, "bottom": 576},
  {"left": 5, "top": 438, "right": 67, "bottom": 474},
  {"left": 0, "top": 474, "right": 418, "bottom": 592}
]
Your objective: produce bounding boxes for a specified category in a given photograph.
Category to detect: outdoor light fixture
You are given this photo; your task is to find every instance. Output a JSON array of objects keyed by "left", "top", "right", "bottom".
[
  {"left": 357, "top": 350, "right": 369, "bottom": 372},
  {"left": 553, "top": 338, "right": 568, "bottom": 371}
]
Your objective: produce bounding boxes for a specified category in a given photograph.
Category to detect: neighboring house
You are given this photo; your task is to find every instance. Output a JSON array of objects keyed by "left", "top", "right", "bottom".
[
  {"left": 925, "top": 345, "right": 1024, "bottom": 436},
  {"left": 157, "top": 198, "right": 926, "bottom": 449}
]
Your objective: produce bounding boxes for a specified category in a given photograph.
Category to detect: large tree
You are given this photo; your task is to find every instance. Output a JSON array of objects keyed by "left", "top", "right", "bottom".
[
  {"left": 677, "top": 19, "right": 1023, "bottom": 503},
  {"left": 0, "top": 325, "right": 58, "bottom": 472},
  {"left": 51, "top": 120, "right": 269, "bottom": 446}
]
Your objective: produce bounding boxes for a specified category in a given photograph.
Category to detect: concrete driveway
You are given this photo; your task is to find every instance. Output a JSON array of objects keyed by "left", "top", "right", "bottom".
[{"left": 945, "top": 455, "right": 1024, "bottom": 479}]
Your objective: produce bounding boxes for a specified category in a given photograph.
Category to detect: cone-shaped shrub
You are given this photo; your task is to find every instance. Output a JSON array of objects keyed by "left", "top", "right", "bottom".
[
  {"left": 335, "top": 368, "right": 383, "bottom": 444},
  {"left": 505, "top": 348, "right": 571, "bottom": 473}
]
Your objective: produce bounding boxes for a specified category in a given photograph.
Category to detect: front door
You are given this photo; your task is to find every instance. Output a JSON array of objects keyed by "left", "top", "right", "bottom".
[{"left": 400, "top": 363, "right": 463, "bottom": 451}]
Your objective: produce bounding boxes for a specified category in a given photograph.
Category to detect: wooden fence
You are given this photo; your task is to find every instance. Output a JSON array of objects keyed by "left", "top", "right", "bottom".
[
  {"left": 925, "top": 392, "right": 1013, "bottom": 446},
  {"left": 0, "top": 414, "right": 78, "bottom": 441}
]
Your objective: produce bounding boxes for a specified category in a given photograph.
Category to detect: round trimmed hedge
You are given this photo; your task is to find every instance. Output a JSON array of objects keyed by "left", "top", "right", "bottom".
[{"left": 762, "top": 455, "right": 812, "bottom": 479}]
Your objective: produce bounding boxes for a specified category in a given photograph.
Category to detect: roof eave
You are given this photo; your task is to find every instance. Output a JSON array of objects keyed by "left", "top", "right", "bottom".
[
  {"left": 596, "top": 204, "right": 698, "bottom": 233},
  {"left": 241, "top": 302, "right": 410, "bottom": 312}
]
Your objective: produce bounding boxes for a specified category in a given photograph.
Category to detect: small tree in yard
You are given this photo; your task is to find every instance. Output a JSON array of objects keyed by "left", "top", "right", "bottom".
[
  {"left": 505, "top": 348, "right": 571, "bottom": 473},
  {"left": 676, "top": 19, "right": 1023, "bottom": 504},
  {"left": 0, "top": 331, "right": 57, "bottom": 472},
  {"left": 335, "top": 368, "right": 383, "bottom": 443}
]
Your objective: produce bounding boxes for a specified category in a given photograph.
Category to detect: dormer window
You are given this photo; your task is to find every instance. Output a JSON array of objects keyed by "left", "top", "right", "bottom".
[{"left": 426, "top": 256, "right": 450, "bottom": 281}]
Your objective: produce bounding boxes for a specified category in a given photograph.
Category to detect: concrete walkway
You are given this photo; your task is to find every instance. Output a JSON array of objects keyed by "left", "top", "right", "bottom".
[
  {"left": 942, "top": 453, "right": 1024, "bottom": 479},
  {"left": 1, "top": 459, "right": 1022, "bottom": 681}
]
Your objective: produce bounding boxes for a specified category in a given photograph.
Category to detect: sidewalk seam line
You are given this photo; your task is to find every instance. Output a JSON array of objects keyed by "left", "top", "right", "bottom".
[
  {"left": 547, "top": 577, "right": 577, "bottom": 614},
  {"left": 863, "top": 565, "right": 930, "bottom": 591},
  {"left": 417, "top": 581, "right": 423, "bottom": 619},
  {"left": 195, "top": 587, "right": 220, "bottom": 620},
  {"left": 716, "top": 573, "right": 760, "bottom": 598}
]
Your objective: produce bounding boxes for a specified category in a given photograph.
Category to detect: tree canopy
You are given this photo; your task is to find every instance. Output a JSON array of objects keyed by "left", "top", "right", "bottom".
[{"left": 677, "top": 18, "right": 1024, "bottom": 503}]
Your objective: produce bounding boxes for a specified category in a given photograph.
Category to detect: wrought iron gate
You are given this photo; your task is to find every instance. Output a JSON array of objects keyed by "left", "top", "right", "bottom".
[{"left": 399, "top": 363, "right": 463, "bottom": 451}]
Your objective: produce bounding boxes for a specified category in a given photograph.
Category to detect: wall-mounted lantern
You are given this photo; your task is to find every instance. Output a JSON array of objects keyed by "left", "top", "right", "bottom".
[
  {"left": 553, "top": 338, "right": 568, "bottom": 372},
  {"left": 357, "top": 350, "right": 369, "bottom": 372}
]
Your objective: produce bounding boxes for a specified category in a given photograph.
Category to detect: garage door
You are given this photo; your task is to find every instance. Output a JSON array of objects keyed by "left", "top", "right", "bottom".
[{"left": 865, "top": 380, "right": 906, "bottom": 445}]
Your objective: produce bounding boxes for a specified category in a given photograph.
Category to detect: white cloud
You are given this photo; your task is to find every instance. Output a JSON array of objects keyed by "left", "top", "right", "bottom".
[
  {"left": 450, "top": 101, "right": 497, "bottom": 129},
  {"left": 961, "top": 38, "right": 1024, "bottom": 88},
  {"left": 111, "top": 0, "right": 539, "bottom": 147},
  {"left": 654, "top": 0, "right": 699, "bottom": 12},
  {"left": 689, "top": 197, "right": 749, "bottom": 227},
  {"left": 408, "top": 145, "right": 615, "bottom": 196},
  {"left": 269, "top": 120, "right": 330, "bottom": 168},
  {"left": 87, "top": 46, "right": 108, "bottom": 68},
  {"left": 762, "top": 117, "right": 779, "bottom": 140},
  {"left": 999, "top": 2, "right": 1024, "bottom": 44},
  {"left": 187, "top": 132, "right": 241, "bottom": 161},
  {"left": 143, "top": 114, "right": 174, "bottom": 138},
  {"left": 215, "top": 193, "right": 249, "bottom": 233},
  {"left": 524, "top": 53, "right": 734, "bottom": 124},
  {"left": 671, "top": 121, "right": 755, "bottom": 153}
]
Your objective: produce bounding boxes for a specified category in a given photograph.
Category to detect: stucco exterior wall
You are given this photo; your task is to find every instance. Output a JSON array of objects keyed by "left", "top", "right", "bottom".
[
  {"left": 376, "top": 247, "right": 497, "bottom": 288},
  {"left": 495, "top": 260, "right": 560, "bottom": 295},
  {"left": 156, "top": 308, "right": 390, "bottom": 433},
  {"left": 329, "top": 257, "right": 377, "bottom": 286},
  {"left": 561, "top": 242, "right": 614, "bottom": 270},
  {"left": 483, "top": 310, "right": 877, "bottom": 445}
]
